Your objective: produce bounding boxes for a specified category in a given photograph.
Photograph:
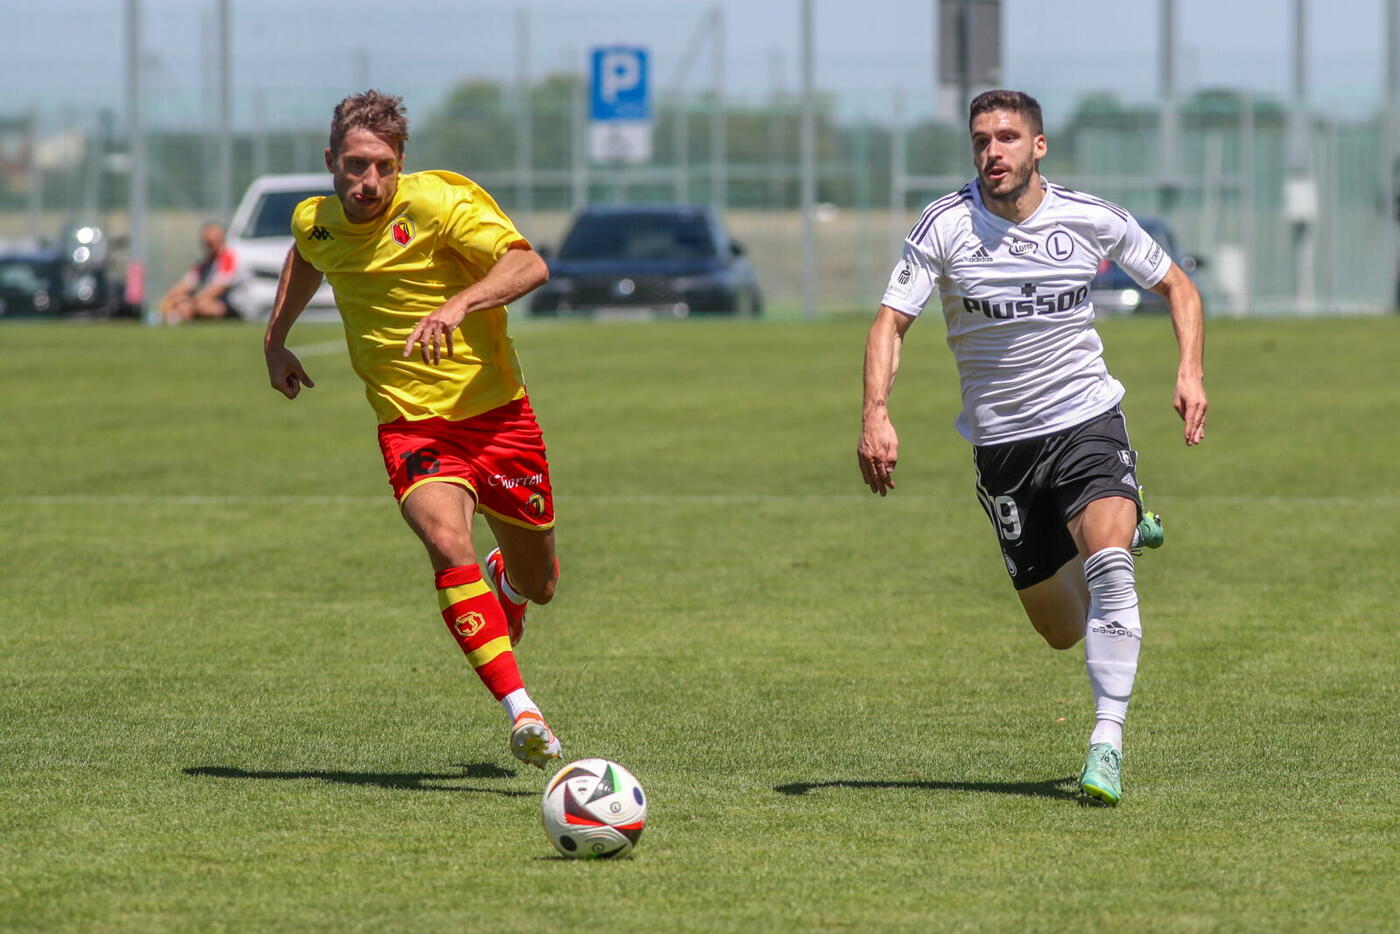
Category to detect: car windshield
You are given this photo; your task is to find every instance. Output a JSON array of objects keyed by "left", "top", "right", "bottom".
[
  {"left": 557, "top": 212, "right": 717, "bottom": 261},
  {"left": 243, "top": 189, "right": 333, "bottom": 239},
  {"left": 0, "top": 259, "right": 55, "bottom": 294}
]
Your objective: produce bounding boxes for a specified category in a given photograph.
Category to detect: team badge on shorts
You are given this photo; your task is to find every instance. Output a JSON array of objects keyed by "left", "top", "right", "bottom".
[
  {"left": 391, "top": 215, "right": 415, "bottom": 246},
  {"left": 526, "top": 493, "right": 546, "bottom": 518},
  {"left": 1004, "top": 553, "right": 1018, "bottom": 578},
  {"left": 454, "top": 610, "right": 486, "bottom": 639}
]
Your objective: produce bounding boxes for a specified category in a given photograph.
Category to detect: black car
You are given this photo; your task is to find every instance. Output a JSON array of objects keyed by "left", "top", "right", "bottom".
[
  {"left": 530, "top": 205, "right": 762, "bottom": 317},
  {"left": 0, "top": 250, "right": 64, "bottom": 317},
  {"left": 1088, "top": 215, "right": 1203, "bottom": 315},
  {"left": 0, "top": 226, "right": 128, "bottom": 318}
]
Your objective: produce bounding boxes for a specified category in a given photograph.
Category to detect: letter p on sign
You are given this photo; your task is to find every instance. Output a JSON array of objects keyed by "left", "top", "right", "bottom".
[{"left": 600, "top": 51, "right": 640, "bottom": 104}]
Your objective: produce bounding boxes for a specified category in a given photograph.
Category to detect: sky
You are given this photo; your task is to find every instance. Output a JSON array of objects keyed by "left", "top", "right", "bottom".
[{"left": 6, "top": 0, "right": 1394, "bottom": 130}]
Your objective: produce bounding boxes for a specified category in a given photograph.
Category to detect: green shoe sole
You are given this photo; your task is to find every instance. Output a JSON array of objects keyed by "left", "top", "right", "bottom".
[{"left": 1078, "top": 781, "right": 1121, "bottom": 806}]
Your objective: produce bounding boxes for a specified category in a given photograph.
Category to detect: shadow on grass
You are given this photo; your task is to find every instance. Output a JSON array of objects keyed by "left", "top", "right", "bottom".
[
  {"left": 774, "top": 776, "right": 1079, "bottom": 801},
  {"left": 183, "top": 761, "right": 535, "bottom": 796}
]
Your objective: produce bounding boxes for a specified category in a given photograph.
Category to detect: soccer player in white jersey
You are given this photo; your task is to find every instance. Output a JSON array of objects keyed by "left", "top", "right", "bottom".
[{"left": 858, "top": 89, "right": 1207, "bottom": 805}]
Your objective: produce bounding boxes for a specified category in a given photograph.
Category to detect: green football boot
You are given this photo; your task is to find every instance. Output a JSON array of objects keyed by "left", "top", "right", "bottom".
[
  {"left": 1078, "top": 742, "right": 1123, "bottom": 806},
  {"left": 1134, "top": 487, "right": 1164, "bottom": 554}
]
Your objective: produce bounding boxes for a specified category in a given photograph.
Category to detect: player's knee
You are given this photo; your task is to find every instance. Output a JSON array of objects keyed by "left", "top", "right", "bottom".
[
  {"left": 1031, "top": 615, "right": 1085, "bottom": 650},
  {"left": 520, "top": 568, "right": 557, "bottom": 605},
  {"left": 416, "top": 524, "right": 473, "bottom": 567},
  {"left": 1041, "top": 628, "right": 1083, "bottom": 651}
]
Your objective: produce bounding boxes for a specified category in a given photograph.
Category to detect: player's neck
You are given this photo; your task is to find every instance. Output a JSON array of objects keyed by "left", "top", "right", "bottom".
[{"left": 979, "top": 172, "right": 1045, "bottom": 225}]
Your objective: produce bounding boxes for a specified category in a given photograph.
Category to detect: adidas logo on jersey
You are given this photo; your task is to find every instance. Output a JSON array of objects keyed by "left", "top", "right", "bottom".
[{"left": 964, "top": 245, "right": 993, "bottom": 264}]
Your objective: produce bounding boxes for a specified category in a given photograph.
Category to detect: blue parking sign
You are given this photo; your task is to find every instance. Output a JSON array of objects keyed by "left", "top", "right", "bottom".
[{"left": 590, "top": 47, "right": 650, "bottom": 122}]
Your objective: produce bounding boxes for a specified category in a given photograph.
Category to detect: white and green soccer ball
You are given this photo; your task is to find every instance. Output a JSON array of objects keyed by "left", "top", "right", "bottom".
[{"left": 541, "top": 758, "right": 647, "bottom": 859}]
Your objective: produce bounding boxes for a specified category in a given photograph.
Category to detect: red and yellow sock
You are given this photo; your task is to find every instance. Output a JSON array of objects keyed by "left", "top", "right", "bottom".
[{"left": 435, "top": 564, "right": 525, "bottom": 701}]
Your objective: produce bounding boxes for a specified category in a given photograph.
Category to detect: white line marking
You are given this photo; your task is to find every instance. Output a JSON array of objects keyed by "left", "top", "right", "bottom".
[
  {"left": 2, "top": 494, "right": 1396, "bottom": 507},
  {"left": 288, "top": 340, "right": 346, "bottom": 358}
]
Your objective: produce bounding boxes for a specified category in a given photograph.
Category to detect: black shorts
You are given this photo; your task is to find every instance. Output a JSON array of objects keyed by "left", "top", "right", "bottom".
[{"left": 972, "top": 406, "right": 1143, "bottom": 590}]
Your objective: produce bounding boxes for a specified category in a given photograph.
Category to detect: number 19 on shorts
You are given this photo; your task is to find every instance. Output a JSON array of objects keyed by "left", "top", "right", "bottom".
[{"left": 978, "top": 491, "right": 1023, "bottom": 542}]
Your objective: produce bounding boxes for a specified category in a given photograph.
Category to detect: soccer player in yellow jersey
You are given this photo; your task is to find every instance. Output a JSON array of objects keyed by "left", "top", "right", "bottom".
[{"left": 262, "top": 91, "right": 561, "bottom": 768}]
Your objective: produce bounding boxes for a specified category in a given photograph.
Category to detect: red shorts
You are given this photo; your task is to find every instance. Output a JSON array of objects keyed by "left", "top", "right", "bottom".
[{"left": 377, "top": 395, "right": 555, "bottom": 529}]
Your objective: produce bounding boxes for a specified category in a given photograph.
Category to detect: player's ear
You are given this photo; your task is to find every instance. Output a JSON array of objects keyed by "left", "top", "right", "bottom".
[
  {"left": 1034, "top": 135, "right": 1048, "bottom": 160},
  {"left": 324, "top": 148, "right": 335, "bottom": 173}
]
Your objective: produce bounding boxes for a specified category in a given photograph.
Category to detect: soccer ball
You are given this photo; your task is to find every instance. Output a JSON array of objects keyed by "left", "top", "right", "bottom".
[{"left": 541, "top": 758, "right": 647, "bottom": 859}]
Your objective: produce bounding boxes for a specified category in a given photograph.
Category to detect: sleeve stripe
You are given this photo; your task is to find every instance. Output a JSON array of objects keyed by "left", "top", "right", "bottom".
[
  {"left": 908, "top": 185, "right": 971, "bottom": 242},
  {"left": 910, "top": 193, "right": 972, "bottom": 243},
  {"left": 1051, "top": 185, "right": 1130, "bottom": 222}
]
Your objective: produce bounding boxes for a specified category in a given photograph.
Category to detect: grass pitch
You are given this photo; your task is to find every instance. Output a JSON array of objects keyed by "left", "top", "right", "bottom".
[{"left": 2, "top": 314, "right": 1398, "bottom": 932}]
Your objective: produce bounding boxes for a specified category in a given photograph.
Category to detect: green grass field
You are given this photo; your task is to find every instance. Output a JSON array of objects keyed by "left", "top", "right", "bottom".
[{"left": 2, "top": 315, "right": 1398, "bottom": 932}]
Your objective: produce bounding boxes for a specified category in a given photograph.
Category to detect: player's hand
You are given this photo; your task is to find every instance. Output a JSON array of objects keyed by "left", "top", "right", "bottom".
[
  {"left": 266, "top": 346, "right": 315, "bottom": 399},
  {"left": 858, "top": 412, "right": 900, "bottom": 496},
  {"left": 404, "top": 303, "right": 467, "bottom": 366},
  {"left": 1173, "top": 374, "right": 1207, "bottom": 446}
]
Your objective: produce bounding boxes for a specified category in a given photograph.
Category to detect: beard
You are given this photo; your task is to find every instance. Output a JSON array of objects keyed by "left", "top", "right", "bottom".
[{"left": 980, "top": 159, "right": 1035, "bottom": 203}]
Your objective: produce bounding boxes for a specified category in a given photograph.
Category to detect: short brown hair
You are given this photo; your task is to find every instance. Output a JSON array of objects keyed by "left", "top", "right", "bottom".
[
  {"left": 968, "top": 89, "right": 1043, "bottom": 137},
  {"left": 329, "top": 90, "right": 409, "bottom": 154}
]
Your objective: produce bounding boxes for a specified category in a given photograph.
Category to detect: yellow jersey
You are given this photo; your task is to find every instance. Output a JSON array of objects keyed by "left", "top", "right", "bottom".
[{"left": 291, "top": 170, "right": 530, "bottom": 424}]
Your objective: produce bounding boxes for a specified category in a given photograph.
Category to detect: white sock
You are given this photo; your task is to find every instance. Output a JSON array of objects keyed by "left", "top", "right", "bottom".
[
  {"left": 1082, "top": 547, "right": 1141, "bottom": 754},
  {"left": 501, "top": 687, "right": 539, "bottom": 722},
  {"left": 1090, "top": 718, "right": 1124, "bottom": 750},
  {"left": 497, "top": 569, "right": 527, "bottom": 606}
]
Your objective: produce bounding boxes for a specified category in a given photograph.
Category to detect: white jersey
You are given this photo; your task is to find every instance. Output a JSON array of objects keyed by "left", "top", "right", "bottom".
[{"left": 881, "top": 177, "right": 1170, "bottom": 446}]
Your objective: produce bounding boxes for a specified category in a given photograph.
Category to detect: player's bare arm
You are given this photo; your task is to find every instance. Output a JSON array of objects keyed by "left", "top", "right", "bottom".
[
  {"left": 263, "top": 245, "right": 324, "bottom": 399},
  {"left": 858, "top": 305, "right": 915, "bottom": 496},
  {"left": 403, "top": 247, "right": 549, "bottom": 366},
  {"left": 1150, "top": 262, "right": 1207, "bottom": 446}
]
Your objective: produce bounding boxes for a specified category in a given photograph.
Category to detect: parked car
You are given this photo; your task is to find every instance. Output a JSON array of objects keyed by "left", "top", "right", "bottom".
[
  {"left": 530, "top": 205, "right": 762, "bottom": 318},
  {"left": 225, "top": 173, "right": 337, "bottom": 320},
  {"left": 0, "top": 225, "right": 132, "bottom": 318},
  {"left": 1089, "top": 215, "right": 1203, "bottom": 315}
]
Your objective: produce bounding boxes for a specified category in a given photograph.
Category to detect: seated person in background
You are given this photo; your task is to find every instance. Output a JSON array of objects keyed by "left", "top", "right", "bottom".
[{"left": 160, "top": 222, "right": 243, "bottom": 323}]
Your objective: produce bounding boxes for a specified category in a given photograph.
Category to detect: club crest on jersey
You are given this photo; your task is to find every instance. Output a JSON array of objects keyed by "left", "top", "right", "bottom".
[
  {"left": 390, "top": 215, "right": 415, "bottom": 246},
  {"left": 454, "top": 610, "right": 486, "bottom": 639},
  {"left": 1047, "top": 230, "right": 1074, "bottom": 261}
]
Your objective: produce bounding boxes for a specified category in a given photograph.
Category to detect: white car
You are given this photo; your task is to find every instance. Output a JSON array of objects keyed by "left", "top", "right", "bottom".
[{"left": 225, "top": 173, "right": 338, "bottom": 320}]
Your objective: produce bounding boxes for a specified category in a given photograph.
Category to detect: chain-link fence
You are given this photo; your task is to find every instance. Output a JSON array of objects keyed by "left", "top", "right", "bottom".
[{"left": 2, "top": 7, "right": 1397, "bottom": 318}]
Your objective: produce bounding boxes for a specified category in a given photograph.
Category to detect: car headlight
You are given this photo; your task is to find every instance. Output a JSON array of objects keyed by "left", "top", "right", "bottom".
[
  {"left": 1118, "top": 289, "right": 1141, "bottom": 309},
  {"left": 73, "top": 275, "right": 96, "bottom": 302}
]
